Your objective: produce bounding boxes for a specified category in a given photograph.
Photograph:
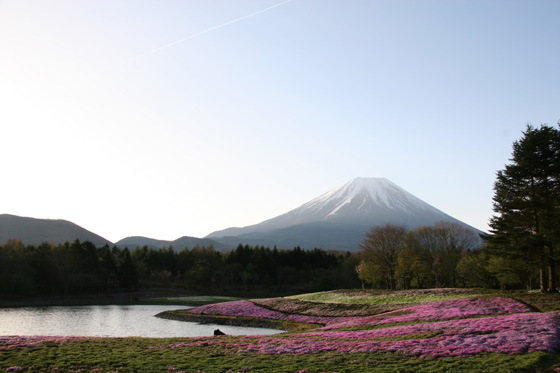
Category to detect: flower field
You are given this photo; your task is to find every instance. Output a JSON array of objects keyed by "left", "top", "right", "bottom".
[
  {"left": 150, "top": 312, "right": 559, "bottom": 358},
  {"left": 159, "top": 293, "right": 559, "bottom": 358},
  {"left": 319, "top": 296, "right": 532, "bottom": 330},
  {"left": 2, "top": 289, "right": 560, "bottom": 372}
]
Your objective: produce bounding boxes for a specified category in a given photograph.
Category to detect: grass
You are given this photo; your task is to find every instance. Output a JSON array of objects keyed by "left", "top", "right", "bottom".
[
  {"left": 2, "top": 288, "right": 560, "bottom": 372},
  {"left": 288, "top": 288, "right": 487, "bottom": 306},
  {"left": 509, "top": 291, "right": 560, "bottom": 313},
  {"left": 1, "top": 338, "right": 558, "bottom": 372}
]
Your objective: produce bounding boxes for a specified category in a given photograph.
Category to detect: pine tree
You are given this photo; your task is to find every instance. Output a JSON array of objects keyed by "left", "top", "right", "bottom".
[
  {"left": 487, "top": 124, "right": 560, "bottom": 292},
  {"left": 118, "top": 248, "right": 138, "bottom": 289}
]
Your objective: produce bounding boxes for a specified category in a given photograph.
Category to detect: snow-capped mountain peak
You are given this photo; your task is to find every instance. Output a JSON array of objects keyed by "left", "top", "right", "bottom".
[
  {"left": 295, "top": 177, "right": 438, "bottom": 220},
  {"left": 205, "top": 177, "right": 478, "bottom": 250}
]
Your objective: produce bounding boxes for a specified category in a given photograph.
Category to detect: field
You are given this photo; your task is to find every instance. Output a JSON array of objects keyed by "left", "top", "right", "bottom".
[{"left": 2, "top": 289, "right": 560, "bottom": 372}]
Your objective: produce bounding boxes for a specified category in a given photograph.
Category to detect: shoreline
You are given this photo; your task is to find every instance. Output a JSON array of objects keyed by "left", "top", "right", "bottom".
[
  {"left": 0, "top": 289, "right": 194, "bottom": 308},
  {"left": 155, "top": 310, "right": 318, "bottom": 333},
  {"left": 0, "top": 288, "right": 292, "bottom": 308}
]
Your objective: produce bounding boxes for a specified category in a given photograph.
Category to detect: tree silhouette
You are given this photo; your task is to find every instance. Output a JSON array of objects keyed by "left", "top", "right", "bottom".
[{"left": 487, "top": 124, "right": 560, "bottom": 292}]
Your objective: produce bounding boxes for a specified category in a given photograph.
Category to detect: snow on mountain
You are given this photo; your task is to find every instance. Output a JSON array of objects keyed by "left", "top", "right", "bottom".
[
  {"left": 206, "top": 177, "right": 478, "bottom": 250},
  {"left": 289, "top": 177, "right": 446, "bottom": 221}
]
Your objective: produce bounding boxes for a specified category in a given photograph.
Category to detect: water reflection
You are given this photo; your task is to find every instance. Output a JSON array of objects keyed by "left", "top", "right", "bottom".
[{"left": 0, "top": 305, "right": 283, "bottom": 338}]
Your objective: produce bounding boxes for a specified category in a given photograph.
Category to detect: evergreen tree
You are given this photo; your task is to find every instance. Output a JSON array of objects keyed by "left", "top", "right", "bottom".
[
  {"left": 118, "top": 248, "right": 138, "bottom": 289},
  {"left": 487, "top": 124, "right": 560, "bottom": 292}
]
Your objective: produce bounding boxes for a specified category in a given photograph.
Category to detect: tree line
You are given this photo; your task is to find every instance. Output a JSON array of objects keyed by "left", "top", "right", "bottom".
[
  {"left": 356, "top": 221, "right": 482, "bottom": 290},
  {"left": 0, "top": 239, "right": 362, "bottom": 297},
  {"left": 355, "top": 220, "right": 542, "bottom": 290}
]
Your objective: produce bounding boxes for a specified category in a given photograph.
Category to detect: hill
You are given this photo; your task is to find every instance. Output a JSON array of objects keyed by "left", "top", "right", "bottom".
[
  {"left": 115, "top": 235, "right": 224, "bottom": 251},
  {"left": 0, "top": 214, "right": 112, "bottom": 247}
]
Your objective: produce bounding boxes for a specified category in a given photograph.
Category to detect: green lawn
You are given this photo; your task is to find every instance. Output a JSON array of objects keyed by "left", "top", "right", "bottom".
[
  {"left": 1, "top": 337, "right": 557, "bottom": 372},
  {"left": 287, "top": 288, "right": 487, "bottom": 306}
]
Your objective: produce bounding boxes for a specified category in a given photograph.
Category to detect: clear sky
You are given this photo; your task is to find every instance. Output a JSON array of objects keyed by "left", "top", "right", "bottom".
[{"left": 1, "top": 0, "right": 558, "bottom": 243}]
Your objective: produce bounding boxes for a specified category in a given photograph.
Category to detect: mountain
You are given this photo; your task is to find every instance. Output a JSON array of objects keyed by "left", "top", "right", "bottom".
[
  {"left": 0, "top": 214, "right": 113, "bottom": 247},
  {"left": 206, "top": 177, "right": 483, "bottom": 251},
  {"left": 2, "top": 177, "right": 483, "bottom": 252},
  {"left": 115, "top": 236, "right": 224, "bottom": 251}
]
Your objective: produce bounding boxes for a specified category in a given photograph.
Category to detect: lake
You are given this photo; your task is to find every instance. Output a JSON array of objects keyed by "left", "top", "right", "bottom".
[{"left": 0, "top": 305, "right": 283, "bottom": 338}]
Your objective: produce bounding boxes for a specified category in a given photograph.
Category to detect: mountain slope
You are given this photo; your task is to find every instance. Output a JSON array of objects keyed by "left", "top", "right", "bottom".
[
  {"left": 0, "top": 214, "right": 113, "bottom": 247},
  {"left": 207, "top": 177, "right": 482, "bottom": 250}
]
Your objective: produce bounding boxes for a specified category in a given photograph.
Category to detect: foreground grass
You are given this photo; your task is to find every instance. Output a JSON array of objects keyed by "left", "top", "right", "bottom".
[{"left": 1, "top": 337, "right": 558, "bottom": 372}]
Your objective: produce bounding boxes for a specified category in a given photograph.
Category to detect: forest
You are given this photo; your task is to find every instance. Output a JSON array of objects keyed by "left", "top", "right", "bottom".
[{"left": 0, "top": 239, "right": 362, "bottom": 296}]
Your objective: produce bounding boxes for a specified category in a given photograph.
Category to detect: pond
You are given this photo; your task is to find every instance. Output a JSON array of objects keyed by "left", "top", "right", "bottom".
[{"left": 0, "top": 305, "right": 283, "bottom": 338}]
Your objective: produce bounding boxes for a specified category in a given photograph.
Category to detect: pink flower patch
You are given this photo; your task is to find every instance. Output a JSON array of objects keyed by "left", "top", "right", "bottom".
[
  {"left": 188, "top": 300, "right": 336, "bottom": 325},
  {"left": 321, "top": 297, "right": 531, "bottom": 330}
]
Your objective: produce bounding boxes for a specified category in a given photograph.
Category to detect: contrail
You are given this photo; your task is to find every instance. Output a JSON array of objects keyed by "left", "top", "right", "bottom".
[{"left": 128, "top": 0, "right": 292, "bottom": 63}]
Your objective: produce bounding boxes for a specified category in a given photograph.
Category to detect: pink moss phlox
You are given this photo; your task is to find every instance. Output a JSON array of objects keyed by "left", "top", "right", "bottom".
[
  {"left": 187, "top": 297, "right": 530, "bottom": 330},
  {"left": 247, "top": 312, "right": 560, "bottom": 357},
  {"left": 187, "top": 300, "right": 338, "bottom": 324},
  {"left": 150, "top": 297, "right": 560, "bottom": 359},
  {"left": 321, "top": 297, "right": 531, "bottom": 330}
]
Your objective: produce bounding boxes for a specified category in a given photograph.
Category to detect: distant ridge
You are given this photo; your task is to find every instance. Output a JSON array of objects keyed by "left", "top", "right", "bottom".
[
  {"left": 206, "top": 177, "right": 483, "bottom": 251},
  {"left": 115, "top": 236, "right": 224, "bottom": 251},
  {"left": 0, "top": 214, "right": 112, "bottom": 247}
]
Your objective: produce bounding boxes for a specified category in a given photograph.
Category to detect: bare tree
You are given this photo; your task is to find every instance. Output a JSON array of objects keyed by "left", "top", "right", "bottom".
[
  {"left": 359, "top": 223, "right": 408, "bottom": 290},
  {"left": 408, "top": 221, "right": 480, "bottom": 288}
]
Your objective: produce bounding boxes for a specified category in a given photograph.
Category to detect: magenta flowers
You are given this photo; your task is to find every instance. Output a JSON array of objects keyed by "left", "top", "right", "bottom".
[
  {"left": 187, "top": 297, "right": 532, "bottom": 330},
  {"left": 187, "top": 300, "right": 336, "bottom": 325},
  {"left": 155, "top": 312, "right": 560, "bottom": 358},
  {"left": 321, "top": 296, "right": 531, "bottom": 330}
]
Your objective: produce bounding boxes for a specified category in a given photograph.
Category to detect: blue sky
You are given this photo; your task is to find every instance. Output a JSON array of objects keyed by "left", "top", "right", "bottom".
[{"left": 1, "top": 0, "right": 558, "bottom": 243}]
